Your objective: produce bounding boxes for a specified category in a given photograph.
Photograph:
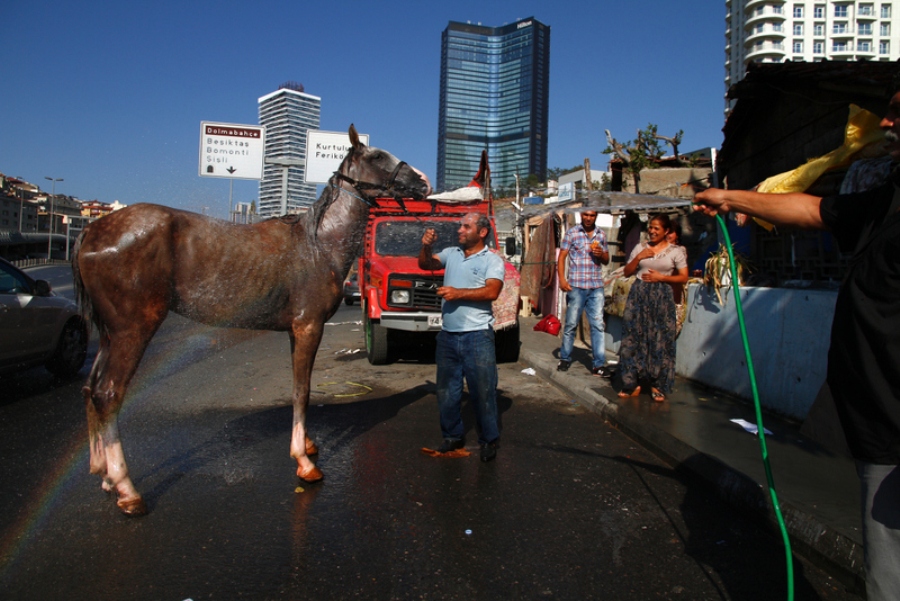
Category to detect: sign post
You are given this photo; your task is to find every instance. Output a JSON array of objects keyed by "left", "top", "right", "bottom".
[{"left": 199, "top": 122, "right": 265, "bottom": 218}]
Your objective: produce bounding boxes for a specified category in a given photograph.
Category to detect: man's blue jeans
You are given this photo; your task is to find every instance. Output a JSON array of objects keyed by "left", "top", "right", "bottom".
[
  {"left": 559, "top": 286, "right": 606, "bottom": 369},
  {"left": 435, "top": 329, "right": 500, "bottom": 444},
  {"left": 858, "top": 462, "right": 900, "bottom": 601}
]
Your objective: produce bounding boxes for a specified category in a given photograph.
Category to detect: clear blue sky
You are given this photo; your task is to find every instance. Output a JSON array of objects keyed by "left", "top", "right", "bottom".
[{"left": 2, "top": 1, "right": 726, "bottom": 218}]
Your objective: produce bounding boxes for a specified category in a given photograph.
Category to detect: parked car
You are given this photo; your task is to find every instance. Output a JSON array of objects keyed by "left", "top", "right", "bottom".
[
  {"left": 0, "top": 257, "right": 88, "bottom": 378},
  {"left": 344, "top": 272, "right": 360, "bottom": 305}
]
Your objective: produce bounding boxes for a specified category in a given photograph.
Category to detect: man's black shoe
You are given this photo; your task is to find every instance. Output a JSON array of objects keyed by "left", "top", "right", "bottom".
[
  {"left": 437, "top": 438, "right": 465, "bottom": 454},
  {"left": 593, "top": 365, "right": 614, "bottom": 378},
  {"left": 480, "top": 441, "right": 499, "bottom": 462},
  {"left": 557, "top": 360, "right": 571, "bottom": 372}
]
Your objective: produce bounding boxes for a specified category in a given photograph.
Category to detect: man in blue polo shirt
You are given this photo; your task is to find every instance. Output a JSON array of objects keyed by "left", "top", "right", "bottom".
[{"left": 419, "top": 212, "right": 505, "bottom": 462}]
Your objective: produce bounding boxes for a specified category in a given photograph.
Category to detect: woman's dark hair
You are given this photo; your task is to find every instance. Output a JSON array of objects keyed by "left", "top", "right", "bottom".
[
  {"left": 669, "top": 218, "right": 682, "bottom": 241},
  {"left": 649, "top": 213, "right": 672, "bottom": 232}
]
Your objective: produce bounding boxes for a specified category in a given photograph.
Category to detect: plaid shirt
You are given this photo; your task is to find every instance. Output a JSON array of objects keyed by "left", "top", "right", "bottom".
[{"left": 560, "top": 225, "right": 607, "bottom": 289}]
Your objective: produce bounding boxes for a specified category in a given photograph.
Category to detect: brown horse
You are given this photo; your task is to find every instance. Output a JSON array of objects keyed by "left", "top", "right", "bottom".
[{"left": 73, "top": 125, "right": 431, "bottom": 516}]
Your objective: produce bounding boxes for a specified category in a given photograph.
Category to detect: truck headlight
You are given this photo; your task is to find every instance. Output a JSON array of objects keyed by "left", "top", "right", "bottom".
[{"left": 391, "top": 290, "right": 411, "bottom": 304}]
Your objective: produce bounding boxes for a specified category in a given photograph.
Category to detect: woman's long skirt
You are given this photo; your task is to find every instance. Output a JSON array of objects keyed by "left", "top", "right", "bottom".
[{"left": 618, "top": 280, "right": 676, "bottom": 393}]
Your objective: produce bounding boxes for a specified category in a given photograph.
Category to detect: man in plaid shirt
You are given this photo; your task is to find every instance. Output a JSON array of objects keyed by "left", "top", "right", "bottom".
[{"left": 556, "top": 211, "right": 612, "bottom": 376}]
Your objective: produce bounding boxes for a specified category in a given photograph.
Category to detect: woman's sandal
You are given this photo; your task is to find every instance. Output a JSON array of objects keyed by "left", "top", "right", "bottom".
[
  {"left": 618, "top": 386, "right": 641, "bottom": 398},
  {"left": 651, "top": 389, "right": 666, "bottom": 402}
]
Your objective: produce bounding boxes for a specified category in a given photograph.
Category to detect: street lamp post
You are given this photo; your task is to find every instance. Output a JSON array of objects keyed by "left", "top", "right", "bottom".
[{"left": 45, "top": 177, "right": 63, "bottom": 259}]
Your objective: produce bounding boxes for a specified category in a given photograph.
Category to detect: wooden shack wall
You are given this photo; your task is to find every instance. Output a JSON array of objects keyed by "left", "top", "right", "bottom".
[{"left": 719, "top": 82, "right": 890, "bottom": 285}]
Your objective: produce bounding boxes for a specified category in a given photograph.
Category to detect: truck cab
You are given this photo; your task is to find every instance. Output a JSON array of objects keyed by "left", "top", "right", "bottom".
[{"left": 359, "top": 196, "right": 519, "bottom": 365}]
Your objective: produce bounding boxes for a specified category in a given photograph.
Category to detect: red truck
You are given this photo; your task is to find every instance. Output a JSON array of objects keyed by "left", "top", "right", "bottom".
[{"left": 358, "top": 193, "right": 520, "bottom": 365}]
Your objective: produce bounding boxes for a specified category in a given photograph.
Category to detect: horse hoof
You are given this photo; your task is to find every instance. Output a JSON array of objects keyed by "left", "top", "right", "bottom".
[
  {"left": 297, "top": 465, "right": 324, "bottom": 482},
  {"left": 117, "top": 497, "right": 148, "bottom": 517},
  {"left": 306, "top": 440, "right": 319, "bottom": 455}
]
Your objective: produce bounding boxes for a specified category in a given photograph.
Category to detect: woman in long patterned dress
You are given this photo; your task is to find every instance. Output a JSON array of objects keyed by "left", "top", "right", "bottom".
[{"left": 617, "top": 214, "right": 689, "bottom": 402}]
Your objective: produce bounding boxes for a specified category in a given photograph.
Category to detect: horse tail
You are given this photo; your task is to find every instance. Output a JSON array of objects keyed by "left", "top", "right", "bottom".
[{"left": 71, "top": 230, "right": 103, "bottom": 336}]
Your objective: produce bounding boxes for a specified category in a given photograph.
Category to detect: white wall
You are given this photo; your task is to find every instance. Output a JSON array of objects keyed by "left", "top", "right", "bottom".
[{"left": 606, "top": 283, "right": 838, "bottom": 420}]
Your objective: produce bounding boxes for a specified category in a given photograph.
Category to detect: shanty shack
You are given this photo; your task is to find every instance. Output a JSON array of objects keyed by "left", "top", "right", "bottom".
[{"left": 684, "top": 61, "right": 898, "bottom": 434}]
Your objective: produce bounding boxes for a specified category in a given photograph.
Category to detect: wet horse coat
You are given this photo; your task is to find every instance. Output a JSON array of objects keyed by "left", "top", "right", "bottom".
[{"left": 73, "top": 126, "right": 430, "bottom": 515}]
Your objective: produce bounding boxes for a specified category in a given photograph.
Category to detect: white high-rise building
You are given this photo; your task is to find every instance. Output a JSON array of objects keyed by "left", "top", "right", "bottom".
[
  {"left": 725, "top": 1, "right": 900, "bottom": 110},
  {"left": 258, "top": 82, "right": 321, "bottom": 216}
]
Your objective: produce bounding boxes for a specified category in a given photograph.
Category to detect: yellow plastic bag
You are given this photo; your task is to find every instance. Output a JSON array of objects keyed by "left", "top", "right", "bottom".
[{"left": 752, "top": 104, "right": 884, "bottom": 231}]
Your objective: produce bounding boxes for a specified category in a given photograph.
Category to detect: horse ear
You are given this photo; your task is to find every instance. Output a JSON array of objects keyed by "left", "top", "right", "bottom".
[{"left": 349, "top": 124, "right": 361, "bottom": 149}]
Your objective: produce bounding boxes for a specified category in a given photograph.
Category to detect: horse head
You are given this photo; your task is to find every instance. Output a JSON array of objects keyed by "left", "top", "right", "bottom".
[{"left": 336, "top": 124, "right": 432, "bottom": 201}]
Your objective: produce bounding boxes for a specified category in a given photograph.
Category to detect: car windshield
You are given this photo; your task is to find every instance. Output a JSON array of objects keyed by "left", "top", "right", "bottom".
[
  {"left": 374, "top": 220, "right": 494, "bottom": 257},
  {"left": 0, "top": 262, "right": 31, "bottom": 294}
]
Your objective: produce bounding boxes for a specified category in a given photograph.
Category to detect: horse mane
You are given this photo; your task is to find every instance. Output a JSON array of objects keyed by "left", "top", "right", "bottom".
[{"left": 308, "top": 181, "right": 338, "bottom": 238}]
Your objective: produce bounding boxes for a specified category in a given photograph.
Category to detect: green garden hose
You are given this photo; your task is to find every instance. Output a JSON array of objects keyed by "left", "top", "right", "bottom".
[{"left": 715, "top": 213, "right": 794, "bottom": 601}]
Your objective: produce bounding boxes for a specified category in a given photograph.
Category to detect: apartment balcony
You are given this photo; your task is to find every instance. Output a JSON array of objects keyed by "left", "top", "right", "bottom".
[
  {"left": 746, "top": 41, "right": 787, "bottom": 61},
  {"left": 830, "top": 25, "right": 855, "bottom": 37},
  {"left": 744, "top": 0, "right": 780, "bottom": 10},
  {"left": 830, "top": 46, "right": 856, "bottom": 58},
  {"left": 744, "top": 28, "right": 787, "bottom": 45},
  {"left": 745, "top": 11, "right": 787, "bottom": 29}
]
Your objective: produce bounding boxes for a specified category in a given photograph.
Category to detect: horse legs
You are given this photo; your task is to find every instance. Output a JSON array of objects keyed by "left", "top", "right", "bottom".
[
  {"left": 84, "top": 341, "right": 113, "bottom": 483},
  {"left": 83, "top": 327, "right": 159, "bottom": 516},
  {"left": 289, "top": 319, "right": 325, "bottom": 482}
]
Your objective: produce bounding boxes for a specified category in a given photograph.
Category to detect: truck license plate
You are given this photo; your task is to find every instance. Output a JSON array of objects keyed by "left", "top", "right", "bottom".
[{"left": 428, "top": 315, "right": 443, "bottom": 328}]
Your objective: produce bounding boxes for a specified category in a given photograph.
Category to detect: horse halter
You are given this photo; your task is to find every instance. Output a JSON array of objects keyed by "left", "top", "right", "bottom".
[{"left": 331, "top": 159, "right": 417, "bottom": 208}]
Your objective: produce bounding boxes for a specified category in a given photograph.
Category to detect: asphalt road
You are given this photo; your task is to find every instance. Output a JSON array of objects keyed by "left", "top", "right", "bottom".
[{"left": 0, "top": 270, "right": 860, "bottom": 600}]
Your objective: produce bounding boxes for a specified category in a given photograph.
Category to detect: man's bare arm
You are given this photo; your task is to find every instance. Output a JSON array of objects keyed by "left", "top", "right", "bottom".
[
  {"left": 693, "top": 188, "right": 826, "bottom": 230},
  {"left": 419, "top": 228, "right": 444, "bottom": 270},
  {"left": 437, "top": 279, "right": 503, "bottom": 302}
]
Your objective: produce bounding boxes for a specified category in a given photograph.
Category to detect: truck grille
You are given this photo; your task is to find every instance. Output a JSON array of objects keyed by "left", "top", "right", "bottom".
[{"left": 390, "top": 274, "right": 444, "bottom": 309}]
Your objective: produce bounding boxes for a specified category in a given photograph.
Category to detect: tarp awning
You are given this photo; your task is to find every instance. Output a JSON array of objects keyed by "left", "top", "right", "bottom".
[{"left": 518, "top": 191, "right": 692, "bottom": 221}]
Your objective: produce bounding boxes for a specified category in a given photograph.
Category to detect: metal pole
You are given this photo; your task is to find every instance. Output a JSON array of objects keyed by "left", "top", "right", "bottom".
[
  {"left": 44, "top": 177, "right": 62, "bottom": 259},
  {"left": 47, "top": 192, "right": 54, "bottom": 257},
  {"left": 514, "top": 173, "right": 520, "bottom": 206},
  {"left": 229, "top": 178, "right": 234, "bottom": 222},
  {"left": 281, "top": 166, "right": 289, "bottom": 215}
]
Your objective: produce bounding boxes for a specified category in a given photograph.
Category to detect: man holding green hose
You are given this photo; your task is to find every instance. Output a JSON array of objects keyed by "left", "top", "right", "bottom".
[{"left": 693, "top": 88, "right": 900, "bottom": 601}]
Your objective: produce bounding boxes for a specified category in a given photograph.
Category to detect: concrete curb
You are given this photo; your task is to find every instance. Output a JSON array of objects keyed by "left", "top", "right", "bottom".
[{"left": 519, "top": 346, "right": 866, "bottom": 595}]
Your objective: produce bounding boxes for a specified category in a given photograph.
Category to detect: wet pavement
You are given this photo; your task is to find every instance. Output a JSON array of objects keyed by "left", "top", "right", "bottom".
[
  {"left": 517, "top": 314, "right": 865, "bottom": 596},
  {"left": 0, "top": 289, "right": 863, "bottom": 600}
]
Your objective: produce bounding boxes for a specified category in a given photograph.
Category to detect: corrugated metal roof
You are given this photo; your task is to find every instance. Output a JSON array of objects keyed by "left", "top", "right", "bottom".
[{"left": 518, "top": 191, "right": 691, "bottom": 221}]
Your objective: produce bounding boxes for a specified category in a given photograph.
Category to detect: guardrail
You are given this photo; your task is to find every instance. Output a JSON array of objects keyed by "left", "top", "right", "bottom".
[{"left": 11, "top": 258, "right": 70, "bottom": 269}]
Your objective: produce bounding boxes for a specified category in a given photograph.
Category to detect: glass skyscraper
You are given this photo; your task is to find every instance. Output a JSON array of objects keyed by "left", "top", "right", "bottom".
[
  {"left": 258, "top": 82, "right": 321, "bottom": 216},
  {"left": 437, "top": 17, "right": 550, "bottom": 192}
]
